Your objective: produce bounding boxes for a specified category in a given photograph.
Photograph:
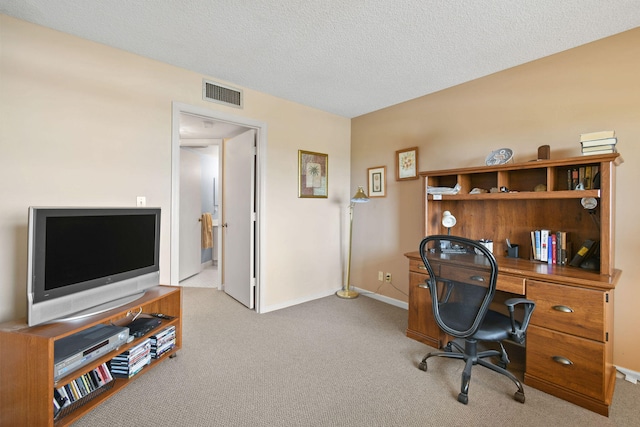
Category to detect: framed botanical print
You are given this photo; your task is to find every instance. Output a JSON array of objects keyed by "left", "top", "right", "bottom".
[
  {"left": 396, "top": 147, "right": 419, "bottom": 181},
  {"left": 298, "top": 150, "right": 328, "bottom": 198},
  {"left": 367, "top": 166, "right": 386, "bottom": 197}
]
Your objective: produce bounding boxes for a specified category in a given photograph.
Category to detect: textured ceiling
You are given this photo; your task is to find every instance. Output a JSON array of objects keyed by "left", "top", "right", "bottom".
[{"left": 2, "top": 1, "right": 640, "bottom": 118}]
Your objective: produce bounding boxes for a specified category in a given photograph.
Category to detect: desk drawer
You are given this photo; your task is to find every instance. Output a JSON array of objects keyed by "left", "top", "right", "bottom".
[
  {"left": 440, "top": 264, "right": 491, "bottom": 288},
  {"left": 409, "top": 258, "right": 432, "bottom": 275},
  {"left": 497, "top": 274, "right": 525, "bottom": 295},
  {"left": 526, "top": 325, "right": 606, "bottom": 400},
  {"left": 528, "top": 280, "right": 606, "bottom": 341}
]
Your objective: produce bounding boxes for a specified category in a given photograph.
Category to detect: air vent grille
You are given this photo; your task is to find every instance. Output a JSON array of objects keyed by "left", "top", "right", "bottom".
[{"left": 203, "top": 79, "right": 243, "bottom": 108}]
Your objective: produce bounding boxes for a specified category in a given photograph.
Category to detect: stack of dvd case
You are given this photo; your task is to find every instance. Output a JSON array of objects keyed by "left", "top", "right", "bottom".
[
  {"left": 150, "top": 325, "right": 176, "bottom": 359},
  {"left": 110, "top": 338, "right": 151, "bottom": 378}
]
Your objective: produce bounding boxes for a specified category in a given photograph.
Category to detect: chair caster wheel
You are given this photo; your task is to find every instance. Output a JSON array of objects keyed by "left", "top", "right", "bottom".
[
  {"left": 514, "top": 391, "right": 525, "bottom": 403},
  {"left": 457, "top": 393, "right": 469, "bottom": 404},
  {"left": 418, "top": 361, "right": 428, "bottom": 371}
]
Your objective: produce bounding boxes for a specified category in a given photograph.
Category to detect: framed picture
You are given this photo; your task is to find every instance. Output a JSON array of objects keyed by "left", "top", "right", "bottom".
[
  {"left": 298, "top": 150, "right": 328, "bottom": 198},
  {"left": 396, "top": 147, "right": 419, "bottom": 181},
  {"left": 367, "top": 166, "right": 386, "bottom": 198}
]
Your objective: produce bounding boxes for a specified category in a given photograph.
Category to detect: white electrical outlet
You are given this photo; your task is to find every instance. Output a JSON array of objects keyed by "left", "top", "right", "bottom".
[
  {"left": 378, "top": 271, "right": 384, "bottom": 281},
  {"left": 136, "top": 196, "right": 146, "bottom": 207},
  {"left": 385, "top": 273, "right": 392, "bottom": 283}
]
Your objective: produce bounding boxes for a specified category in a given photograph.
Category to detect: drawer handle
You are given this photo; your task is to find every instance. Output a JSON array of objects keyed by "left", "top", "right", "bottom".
[
  {"left": 552, "top": 356, "right": 574, "bottom": 366},
  {"left": 418, "top": 265, "right": 427, "bottom": 270},
  {"left": 470, "top": 275, "right": 484, "bottom": 282},
  {"left": 552, "top": 305, "right": 574, "bottom": 313}
]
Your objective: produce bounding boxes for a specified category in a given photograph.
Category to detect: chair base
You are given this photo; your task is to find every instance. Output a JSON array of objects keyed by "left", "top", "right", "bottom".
[{"left": 419, "top": 339, "right": 525, "bottom": 404}]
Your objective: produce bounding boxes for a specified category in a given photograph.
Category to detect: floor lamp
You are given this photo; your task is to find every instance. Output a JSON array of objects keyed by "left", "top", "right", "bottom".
[{"left": 336, "top": 186, "right": 369, "bottom": 299}]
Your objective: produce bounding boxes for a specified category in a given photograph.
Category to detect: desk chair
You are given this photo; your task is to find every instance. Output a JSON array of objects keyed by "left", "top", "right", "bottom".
[{"left": 417, "top": 235, "right": 535, "bottom": 404}]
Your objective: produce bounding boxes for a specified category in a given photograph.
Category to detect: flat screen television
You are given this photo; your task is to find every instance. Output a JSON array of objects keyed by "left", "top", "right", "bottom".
[{"left": 27, "top": 207, "right": 161, "bottom": 326}]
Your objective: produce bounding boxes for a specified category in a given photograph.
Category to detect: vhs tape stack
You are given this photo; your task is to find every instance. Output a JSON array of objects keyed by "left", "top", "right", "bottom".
[
  {"left": 110, "top": 338, "right": 152, "bottom": 378},
  {"left": 150, "top": 325, "right": 176, "bottom": 359}
]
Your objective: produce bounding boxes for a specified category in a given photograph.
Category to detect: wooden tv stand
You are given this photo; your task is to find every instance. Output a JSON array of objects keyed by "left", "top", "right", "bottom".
[
  {"left": 406, "top": 154, "right": 622, "bottom": 416},
  {"left": 0, "top": 285, "right": 182, "bottom": 427}
]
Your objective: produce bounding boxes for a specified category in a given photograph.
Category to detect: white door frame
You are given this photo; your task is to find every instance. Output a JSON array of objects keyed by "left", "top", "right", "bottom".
[{"left": 170, "top": 102, "right": 267, "bottom": 313}]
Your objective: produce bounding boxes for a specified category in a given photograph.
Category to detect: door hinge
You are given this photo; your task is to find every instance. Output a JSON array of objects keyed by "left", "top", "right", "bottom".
[
  {"left": 250, "top": 278, "right": 257, "bottom": 288},
  {"left": 605, "top": 293, "right": 609, "bottom": 303},
  {"left": 606, "top": 332, "right": 609, "bottom": 342},
  {"left": 251, "top": 212, "right": 257, "bottom": 222}
]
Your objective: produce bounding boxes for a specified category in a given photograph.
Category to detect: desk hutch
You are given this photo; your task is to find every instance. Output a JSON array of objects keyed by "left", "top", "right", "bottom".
[{"left": 405, "top": 153, "right": 622, "bottom": 416}]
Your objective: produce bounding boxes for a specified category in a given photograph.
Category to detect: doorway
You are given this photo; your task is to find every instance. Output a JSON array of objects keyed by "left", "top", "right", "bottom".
[{"left": 170, "top": 102, "right": 267, "bottom": 312}]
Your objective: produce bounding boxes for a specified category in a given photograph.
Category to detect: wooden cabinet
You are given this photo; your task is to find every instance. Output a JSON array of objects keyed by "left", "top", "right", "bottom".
[
  {"left": 525, "top": 280, "right": 615, "bottom": 415},
  {"left": 406, "top": 153, "right": 621, "bottom": 415},
  {"left": 0, "top": 285, "right": 182, "bottom": 427},
  {"left": 407, "top": 257, "right": 443, "bottom": 348}
]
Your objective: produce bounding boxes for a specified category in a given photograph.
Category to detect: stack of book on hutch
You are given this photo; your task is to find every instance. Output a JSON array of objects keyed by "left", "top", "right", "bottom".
[{"left": 580, "top": 130, "right": 617, "bottom": 155}]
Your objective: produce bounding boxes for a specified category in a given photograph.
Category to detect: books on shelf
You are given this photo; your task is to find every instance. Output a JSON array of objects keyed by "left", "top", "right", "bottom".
[
  {"left": 530, "top": 230, "right": 569, "bottom": 266},
  {"left": 53, "top": 362, "right": 113, "bottom": 417},
  {"left": 580, "top": 130, "right": 615, "bottom": 143},
  {"left": 566, "top": 165, "right": 599, "bottom": 190},
  {"left": 581, "top": 137, "right": 617, "bottom": 149},
  {"left": 579, "top": 130, "right": 617, "bottom": 156},
  {"left": 582, "top": 145, "right": 617, "bottom": 156}
]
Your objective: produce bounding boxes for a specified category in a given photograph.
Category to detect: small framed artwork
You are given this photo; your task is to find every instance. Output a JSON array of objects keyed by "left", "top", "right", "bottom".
[
  {"left": 298, "top": 150, "right": 328, "bottom": 198},
  {"left": 367, "top": 166, "right": 386, "bottom": 198},
  {"left": 396, "top": 147, "right": 419, "bottom": 181}
]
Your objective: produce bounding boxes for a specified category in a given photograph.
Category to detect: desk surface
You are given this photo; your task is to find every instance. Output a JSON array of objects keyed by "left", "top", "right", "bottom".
[{"left": 404, "top": 251, "right": 620, "bottom": 291}]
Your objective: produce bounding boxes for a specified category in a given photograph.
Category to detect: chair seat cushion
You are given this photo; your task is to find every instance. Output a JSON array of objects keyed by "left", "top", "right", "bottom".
[{"left": 473, "top": 310, "right": 521, "bottom": 342}]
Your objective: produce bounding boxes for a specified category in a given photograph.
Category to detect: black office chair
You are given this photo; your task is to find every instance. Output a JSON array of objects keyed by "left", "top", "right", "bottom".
[{"left": 417, "top": 235, "right": 535, "bottom": 404}]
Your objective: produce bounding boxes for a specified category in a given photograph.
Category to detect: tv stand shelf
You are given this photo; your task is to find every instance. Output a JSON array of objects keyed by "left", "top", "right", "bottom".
[{"left": 0, "top": 285, "right": 182, "bottom": 427}]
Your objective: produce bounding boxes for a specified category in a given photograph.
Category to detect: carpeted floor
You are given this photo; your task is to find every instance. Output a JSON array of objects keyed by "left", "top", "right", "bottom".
[{"left": 72, "top": 287, "right": 638, "bottom": 426}]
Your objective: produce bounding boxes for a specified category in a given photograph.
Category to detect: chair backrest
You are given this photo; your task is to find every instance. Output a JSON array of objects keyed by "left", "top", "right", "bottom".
[{"left": 419, "top": 235, "right": 498, "bottom": 338}]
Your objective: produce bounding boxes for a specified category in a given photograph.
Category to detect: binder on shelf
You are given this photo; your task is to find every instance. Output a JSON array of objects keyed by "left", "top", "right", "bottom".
[{"left": 569, "top": 239, "right": 598, "bottom": 267}]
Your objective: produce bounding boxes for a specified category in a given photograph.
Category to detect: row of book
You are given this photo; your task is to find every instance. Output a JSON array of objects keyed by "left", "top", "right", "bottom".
[
  {"left": 530, "top": 230, "right": 570, "bottom": 265},
  {"left": 580, "top": 130, "right": 617, "bottom": 156},
  {"left": 566, "top": 165, "right": 599, "bottom": 190},
  {"left": 53, "top": 325, "right": 176, "bottom": 417},
  {"left": 53, "top": 362, "right": 113, "bottom": 417}
]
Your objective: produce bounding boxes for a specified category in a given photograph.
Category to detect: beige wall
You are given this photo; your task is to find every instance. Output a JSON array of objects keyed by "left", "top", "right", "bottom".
[
  {"left": 0, "top": 16, "right": 351, "bottom": 321},
  {"left": 351, "top": 27, "right": 640, "bottom": 372}
]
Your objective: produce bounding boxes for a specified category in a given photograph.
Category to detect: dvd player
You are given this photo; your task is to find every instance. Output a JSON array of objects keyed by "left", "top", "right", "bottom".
[{"left": 54, "top": 324, "right": 129, "bottom": 382}]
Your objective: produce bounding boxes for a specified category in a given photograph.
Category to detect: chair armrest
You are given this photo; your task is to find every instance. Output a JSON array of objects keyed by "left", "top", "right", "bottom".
[{"left": 504, "top": 298, "right": 536, "bottom": 344}]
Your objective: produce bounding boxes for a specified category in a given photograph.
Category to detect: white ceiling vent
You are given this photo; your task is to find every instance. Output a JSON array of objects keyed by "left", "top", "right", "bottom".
[{"left": 203, "top": 79, "right": 243, "bottom": 108}]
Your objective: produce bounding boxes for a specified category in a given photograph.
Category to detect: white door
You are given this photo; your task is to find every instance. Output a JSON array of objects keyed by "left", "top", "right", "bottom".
[
  {"left": 222, "top": 129, "right": 256, "bottom": 308},
  {"left": 179, "top": 148, "right": 202, "bottom": 281}
]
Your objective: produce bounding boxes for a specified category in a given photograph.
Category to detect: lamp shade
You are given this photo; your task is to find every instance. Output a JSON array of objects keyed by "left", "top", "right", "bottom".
[
  {"left": 351, "top": 186, "right": 369, "bottom": 203},
  {"left": 442, "top": 211, "right": 456, "bottom": 228}
]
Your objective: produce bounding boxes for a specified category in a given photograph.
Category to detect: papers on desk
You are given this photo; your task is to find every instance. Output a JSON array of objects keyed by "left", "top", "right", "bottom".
[{"left": 427, "top": 183, "right": 461, "bottom": 195}]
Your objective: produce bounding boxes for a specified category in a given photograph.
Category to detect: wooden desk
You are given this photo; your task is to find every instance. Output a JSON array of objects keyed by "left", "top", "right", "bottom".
[{"left": 405, "top": 251, "right": 620, "bottom": 416}]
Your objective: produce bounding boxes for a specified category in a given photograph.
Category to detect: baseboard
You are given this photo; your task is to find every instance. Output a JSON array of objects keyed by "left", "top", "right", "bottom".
[
  {"left": 616, "top": 366, "right": 640, "bottom": 384},
  {"left": 352, "top": 286, "right": 408, "bottom": 310}
]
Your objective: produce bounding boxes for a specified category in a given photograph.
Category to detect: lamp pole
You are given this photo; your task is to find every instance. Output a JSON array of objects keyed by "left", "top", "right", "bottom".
[{"left": 337, "top": 186, "right": 369, "bottom": 299}]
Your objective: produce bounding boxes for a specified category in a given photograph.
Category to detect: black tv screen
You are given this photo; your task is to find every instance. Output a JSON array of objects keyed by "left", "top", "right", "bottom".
[{"left": 44, "top": 215, "right": 156, "bottom": 293}]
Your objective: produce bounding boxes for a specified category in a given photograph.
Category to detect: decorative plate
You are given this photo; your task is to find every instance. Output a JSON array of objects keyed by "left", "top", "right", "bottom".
[{"left": 485, "top": 148, "right": 514, "bottom": 166}]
